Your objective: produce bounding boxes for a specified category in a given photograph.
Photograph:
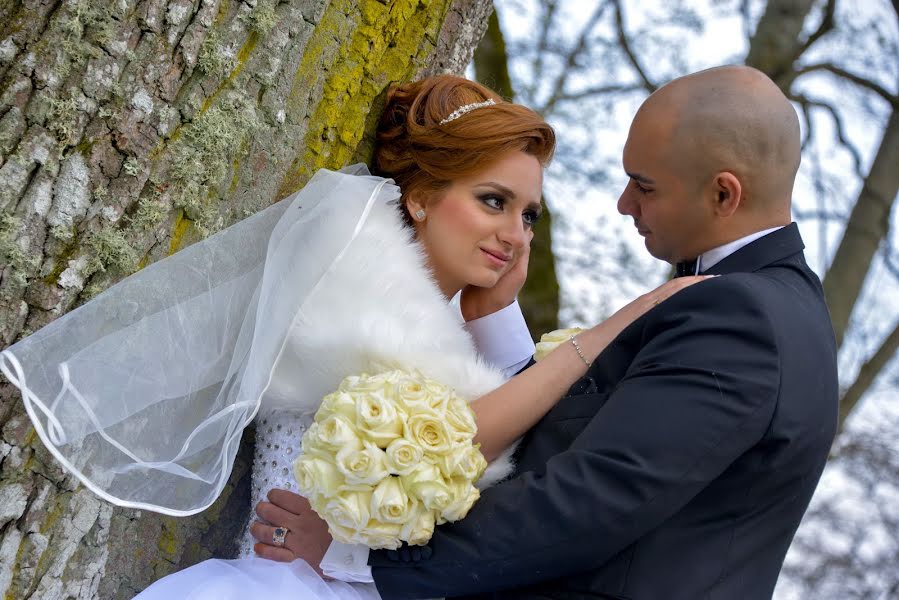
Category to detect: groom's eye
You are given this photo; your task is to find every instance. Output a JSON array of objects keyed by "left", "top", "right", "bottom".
[{"left": 633, "top": 181, "right": 651, "bottom": 195}]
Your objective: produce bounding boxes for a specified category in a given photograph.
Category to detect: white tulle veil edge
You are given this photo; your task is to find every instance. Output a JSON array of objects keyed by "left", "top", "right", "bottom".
[{"left": 0, "top": 166, "right": 397, "bottom": 517}]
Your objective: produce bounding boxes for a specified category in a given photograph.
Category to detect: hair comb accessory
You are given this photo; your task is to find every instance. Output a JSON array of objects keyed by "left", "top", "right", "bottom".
[{"left": 439, "top": 99, "right": 497, "bottom": 125}]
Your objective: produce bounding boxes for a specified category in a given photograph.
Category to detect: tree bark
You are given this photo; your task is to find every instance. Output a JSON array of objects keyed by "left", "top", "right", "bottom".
[
  {"left": 474, "top": 9, "right": 560, "bottom": 339},
  {"left": 0, "top": 0, "right": 492, "bottom": 597}
]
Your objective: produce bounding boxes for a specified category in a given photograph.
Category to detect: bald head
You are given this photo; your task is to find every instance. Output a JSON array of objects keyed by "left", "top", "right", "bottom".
[{"left": 637, "top": 65, "right": 800, "bottom": 216}]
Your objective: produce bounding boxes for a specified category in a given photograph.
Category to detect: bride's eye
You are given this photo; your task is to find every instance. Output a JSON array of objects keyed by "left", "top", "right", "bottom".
[
  {"left": 478, "top": 194, "right": 504, "bottom": 210},
  {"left": 523, "top": 210, "right": 542, "bottom": 227}
]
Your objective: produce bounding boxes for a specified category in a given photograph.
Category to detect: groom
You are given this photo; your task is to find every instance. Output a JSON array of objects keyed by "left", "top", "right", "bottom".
[{"left": 255, "top": 66, "right": 839, "bottom": 599}]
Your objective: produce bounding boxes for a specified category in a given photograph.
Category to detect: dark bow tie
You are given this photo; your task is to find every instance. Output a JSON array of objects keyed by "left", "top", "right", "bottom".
[{"left": 675, "top": 259, "right": 698, "bottom": 278}]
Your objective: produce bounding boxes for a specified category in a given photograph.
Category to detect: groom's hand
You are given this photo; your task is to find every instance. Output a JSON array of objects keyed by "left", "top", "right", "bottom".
[
  {"left": 461, "top": 229, "right": 533, "bottom": 321},
  {"left": 251, "top": 489, "right": 333, "bottom": 578}
]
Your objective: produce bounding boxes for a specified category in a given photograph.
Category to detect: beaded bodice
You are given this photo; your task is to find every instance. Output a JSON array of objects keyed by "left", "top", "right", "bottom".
[{"left": 238, "top": 408, "right": 310, "bottom": 557}]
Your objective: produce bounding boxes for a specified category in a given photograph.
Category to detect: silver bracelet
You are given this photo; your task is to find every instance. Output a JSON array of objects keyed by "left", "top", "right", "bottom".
[{"left": 569, "top": 336, "right": 591, "bottom": 368}]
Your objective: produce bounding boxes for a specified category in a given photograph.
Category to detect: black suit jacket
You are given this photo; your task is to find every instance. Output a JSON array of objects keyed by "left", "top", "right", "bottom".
[{"left": 370, "top": 224, "right": 838, "bottom": 600}]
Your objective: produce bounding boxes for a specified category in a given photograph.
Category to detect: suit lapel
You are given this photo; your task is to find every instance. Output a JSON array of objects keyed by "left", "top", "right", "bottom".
[{"left": 702, "top": 223, "right": 805, "bottom": 276}]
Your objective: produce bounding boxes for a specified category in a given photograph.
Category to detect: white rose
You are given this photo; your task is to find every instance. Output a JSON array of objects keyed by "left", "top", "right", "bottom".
[
  {"left": 326, "top": 521, "right": 362, "bottom": 546},
  {"left": 337, "top": 374, "right": 371, "bottom": 393},
  {"left": 422, "top": 379, "right": 452, "bottom": 411},
  {"left": 405, "top": 413, "right": 454, "bottom": 455},
  {"left": 402, "top": 462, "right": 451, "bottom": 511},
  {"left": 292, "top": 454, "right": 343, "bottom": 499},
  {"left": 444, "top": 395, "right": 477, "bottom": 442},
  {"left": 368, "top": 370, "right": 404, "bottom": 386},
  {"left": 322, "top": 490, "right": 372, "bottom": 531},
  {"left": 336, "top": 441, "right": 389, "bottom": 485},
  {"left": 534, "top": 327, "right": 584, "bottom": 361},
  {"left": 355, "top": 391, "right": 405, "bottom": 447},
  {"left": 358, "top": 520, "right": 403, "bottom": 550},
  {"left": 370, "top": 476, "right": 417, "bottom": 524},
  {"left": 437, "top": 444, "right": 487, "bottom": 482},
  {"left": 314, "top": 414, "right": 363, "bottom": 452},
  {"left": 395, "top": 376, "right": 433, "bottom": 412},
  {"left": 316, "top": 391, "right": 358, "bottom": 423},
  {"left": 439, "top": 479, "right": 480, "bottom": 524},
  {"left": 384, "top": 438, "right": 424, "bottom": 476},
  {"left": 400, "top": 503, "right": 436, "bottom": 546}
]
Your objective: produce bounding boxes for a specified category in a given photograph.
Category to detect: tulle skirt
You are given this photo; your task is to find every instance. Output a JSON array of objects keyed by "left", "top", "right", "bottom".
[{"left": 133, "top": 557, "right": 381, "bottom": 600}]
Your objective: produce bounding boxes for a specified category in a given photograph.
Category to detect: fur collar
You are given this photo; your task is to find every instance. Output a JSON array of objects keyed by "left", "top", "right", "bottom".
[{"left": 266, "top": 174, "right": 515, "bottom": 486}]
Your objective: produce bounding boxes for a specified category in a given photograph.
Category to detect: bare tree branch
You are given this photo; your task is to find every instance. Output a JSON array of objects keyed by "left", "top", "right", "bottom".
[
  {"left": 796, "top": 0, "right": 837, "bottom": 57},
  {"left": 739, "top": 0, "right": 753, "bottom": 42},
  {"left": 838, "top": 320, "right": 899, "bottom": 434},
  {"left": 882, "top": 241, "right": 899, "bottom": 280},
  {"left": 791, "top": 92, "right": 866, "bottom": 178},
  {"left": 824, "top": 108, "right": 899, "bottom": 350},
  {"left": 532, "top": 0, "right": 559, "bottom": 85},
  {"left": 546, "top": 83, "right": 644, "bottom": 106},
  {"left": 795, "top": 63, "right": 899, "bottom": 108},
  {"left": 611, "top": 0, "right": 657, "bottom": 93},
  {"left": 541, "top": 1, "right": 613, "bottom": 115},
  {"left": 792, "top": 208, "right": 849, "bottom": 222}
]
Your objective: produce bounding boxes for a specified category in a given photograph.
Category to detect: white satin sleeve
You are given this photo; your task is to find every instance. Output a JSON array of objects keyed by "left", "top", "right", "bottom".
[{"left": 463, "top": 300, "right": 534, "bottom": 377}]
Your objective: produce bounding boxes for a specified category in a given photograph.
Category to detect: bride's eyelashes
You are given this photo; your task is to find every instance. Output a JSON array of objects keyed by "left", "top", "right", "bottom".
[
  {"left": 477, "top": 192, "right": 506, "bottom": 211},
  {"left": 476, "top": 193, "right": 542, "bottom": 228}
]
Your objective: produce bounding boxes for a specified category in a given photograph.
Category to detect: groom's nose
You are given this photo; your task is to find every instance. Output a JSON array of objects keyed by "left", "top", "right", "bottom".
[{"left": 617, "top": 188, "right": 638, "bottom": 217}]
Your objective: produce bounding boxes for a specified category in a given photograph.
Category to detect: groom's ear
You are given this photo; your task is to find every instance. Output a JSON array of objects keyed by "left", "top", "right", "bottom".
[{"left": 713, "top": 172, "right": 742, "bottom": 217}]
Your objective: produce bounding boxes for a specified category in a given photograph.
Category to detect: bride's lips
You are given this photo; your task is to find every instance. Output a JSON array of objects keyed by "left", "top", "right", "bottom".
[{"left": 481, "top": 248, "right": 511, "bottom": 268}]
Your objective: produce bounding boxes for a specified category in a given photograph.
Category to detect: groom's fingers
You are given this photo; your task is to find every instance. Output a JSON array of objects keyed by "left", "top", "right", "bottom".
[{"left": 268, "top": 488, "right": 311, "bottom": 514}]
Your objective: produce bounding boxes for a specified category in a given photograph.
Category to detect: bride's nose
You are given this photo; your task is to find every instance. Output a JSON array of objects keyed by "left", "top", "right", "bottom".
[{"left": 497, "top": 214, "right": 528, "bottom": 250}]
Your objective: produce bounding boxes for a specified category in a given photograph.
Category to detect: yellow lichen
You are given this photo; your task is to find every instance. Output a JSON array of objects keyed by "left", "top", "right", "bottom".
[
  {"left": 168, "top": 211, "right": 192, "bottom": 255},
  {"left": 278, "top": 0, "right": 451, "bottom": 197}
]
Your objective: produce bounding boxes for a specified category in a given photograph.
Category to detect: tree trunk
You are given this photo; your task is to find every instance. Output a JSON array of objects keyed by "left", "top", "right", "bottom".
[
  {"left": 0, "top": 0, "right": 492, "bottom": 597},
  {"left": 473, "top": 9, "right": 560, "bottom": 339},
  {"left": 823, "top": 108, "right": 899, "bottom": 351},
  {"left": 745, "top": 0, "right": 817, "bottom": 87}
]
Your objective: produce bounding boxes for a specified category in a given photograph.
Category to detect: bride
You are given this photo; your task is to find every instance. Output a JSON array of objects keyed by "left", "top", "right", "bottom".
[{"left": 1, "top": 75, "right": 702, "bottom": 598}]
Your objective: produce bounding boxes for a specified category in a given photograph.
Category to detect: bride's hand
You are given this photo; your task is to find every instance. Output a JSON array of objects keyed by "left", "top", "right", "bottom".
[
  {"left": 252, "top": 489, "right": 333, "bottom": 578},
  {"left": 461, "top": 230, "right": 533, "bottom": 321},
  {"left": 597, "top": 275, "right": 713, "bottom": 337},
  {"left": 574, "top": 275, "right": 714, "bottom": 359}
]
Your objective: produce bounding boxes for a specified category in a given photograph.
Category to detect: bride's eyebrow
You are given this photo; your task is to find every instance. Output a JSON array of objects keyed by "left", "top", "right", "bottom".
[{"left": 475, "top": 182, "right": 516, "bottom": 198}]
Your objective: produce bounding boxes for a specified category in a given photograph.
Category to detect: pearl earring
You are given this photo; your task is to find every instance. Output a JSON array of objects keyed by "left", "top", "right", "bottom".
[{"left": 414, "top": 209, "right": 426, "bottom": 221}]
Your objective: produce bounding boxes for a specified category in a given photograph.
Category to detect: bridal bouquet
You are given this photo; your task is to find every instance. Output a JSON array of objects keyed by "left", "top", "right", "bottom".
[
  {"left": 534, "top": 327, "right": 584, "bottom": 361},
  {"left": 292, "top": 369, "right": 488, "bottom": 549}
]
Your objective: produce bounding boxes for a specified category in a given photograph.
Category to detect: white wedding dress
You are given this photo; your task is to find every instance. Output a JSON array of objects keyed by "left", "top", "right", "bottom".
[
  {"left": 134, "top": 407, "right": 384, "bottom": 600},
  {"left": 1, "top": 168, "right": 524, "bottom": 600}
]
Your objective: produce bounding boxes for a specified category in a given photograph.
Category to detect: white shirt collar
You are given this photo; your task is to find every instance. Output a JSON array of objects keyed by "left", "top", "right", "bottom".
[{"left": 697, "top": 226, "right": 785, "bottom": 273}]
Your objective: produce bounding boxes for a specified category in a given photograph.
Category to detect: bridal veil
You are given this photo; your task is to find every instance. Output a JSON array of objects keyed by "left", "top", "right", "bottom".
[{"left": 0, "top": 167, "right": 399, "bottom": 516}]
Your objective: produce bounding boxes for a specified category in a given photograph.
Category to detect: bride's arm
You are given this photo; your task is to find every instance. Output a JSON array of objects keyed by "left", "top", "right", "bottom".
[{"left": 471, "top": 276, "right": 709, "bottom": 462}]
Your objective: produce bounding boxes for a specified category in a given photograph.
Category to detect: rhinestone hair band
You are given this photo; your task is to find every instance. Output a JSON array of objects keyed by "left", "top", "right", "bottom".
[{"left": 439, "top": 98, "right": 497, "bottom": 125}]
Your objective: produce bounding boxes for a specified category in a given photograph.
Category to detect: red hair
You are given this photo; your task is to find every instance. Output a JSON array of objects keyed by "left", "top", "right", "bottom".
[{"left": 374, "top": 75, "right": 555, "bottom": 216}]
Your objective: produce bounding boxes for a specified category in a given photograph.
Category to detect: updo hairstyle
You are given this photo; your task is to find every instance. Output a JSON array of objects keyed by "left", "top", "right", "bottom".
[{"left": 373, "top": 75, "right": 555, "bottom": 221}]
